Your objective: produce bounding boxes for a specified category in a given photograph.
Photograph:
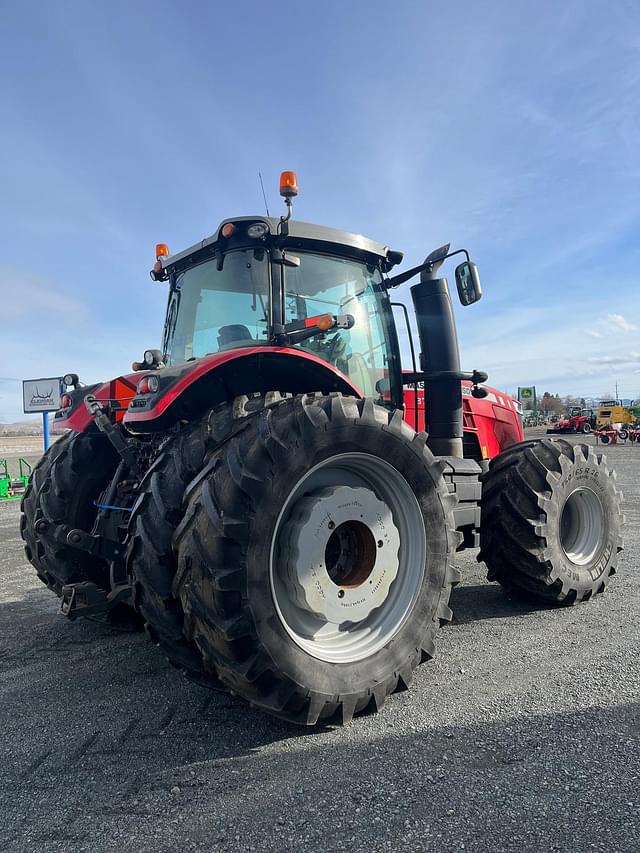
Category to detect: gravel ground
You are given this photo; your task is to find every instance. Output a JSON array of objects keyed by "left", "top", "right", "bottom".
[{"left": 0, "top": 434, "right": 638, "bottom": 853}]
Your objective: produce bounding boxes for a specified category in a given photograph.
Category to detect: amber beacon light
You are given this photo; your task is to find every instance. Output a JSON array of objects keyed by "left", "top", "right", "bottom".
[{"left": 279, "top": 171, "right": 298, "bottom": 198}]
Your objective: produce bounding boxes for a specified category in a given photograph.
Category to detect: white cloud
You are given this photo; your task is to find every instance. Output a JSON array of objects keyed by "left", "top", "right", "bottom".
[
  {"left": 585, "top": 329, "right": 603, "bottom": 339},
  {"left": 586, "top": 355, "right": 639, "bottom": 365},
  {"left": 607, "top": 313, "right": 637, "bottom": 333}
]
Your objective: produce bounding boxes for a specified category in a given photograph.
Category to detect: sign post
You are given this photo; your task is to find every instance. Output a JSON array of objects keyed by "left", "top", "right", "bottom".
[{"left": 22, "top": 377, "right": 64, "bottom": 451}]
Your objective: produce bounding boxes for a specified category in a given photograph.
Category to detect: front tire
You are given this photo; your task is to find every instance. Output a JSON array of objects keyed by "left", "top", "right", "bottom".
[
  {"left": 174, "top": 394, "right": 461, "bottom": 725},
  {"left": 479, "top": 438, "right": 623, "bottom": 604}
]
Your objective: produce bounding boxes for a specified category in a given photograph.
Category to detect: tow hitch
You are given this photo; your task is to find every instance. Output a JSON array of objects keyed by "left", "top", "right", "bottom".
[
  {"left": 34, "top": 518, "right": 134, "bottom": 618},
  {"left": 60, "top": 580, "right": 132, "bottom": 620}
]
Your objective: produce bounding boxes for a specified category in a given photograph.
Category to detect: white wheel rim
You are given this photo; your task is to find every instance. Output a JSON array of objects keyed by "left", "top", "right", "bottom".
[
  {"left": 269, "top": 453, "right": 426, "bottom": 663},
  {"left": 559, "top": 487, "right": 605, "bottom": 565}
]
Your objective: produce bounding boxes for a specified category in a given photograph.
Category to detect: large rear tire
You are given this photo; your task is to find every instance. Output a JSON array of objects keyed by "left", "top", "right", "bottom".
[
  {"left": 20, "top": 431, "right": 120, "bottom": 594},
  {"left": 173, "top": 393, "right": 461, "bottom": 725},
  {"left": 478, "top": 438, "right": 623, "bottom": 604},
  {"left": 127, "top": 393, "right": 284, "bottom": 682}
]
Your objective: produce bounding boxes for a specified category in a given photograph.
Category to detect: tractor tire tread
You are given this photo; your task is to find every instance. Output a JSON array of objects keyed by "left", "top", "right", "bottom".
[
  {"left": 20, "top": 431, "right": 119, "bottom": 594},
  {"left": 478, "top": 437, "right": 623, "bottom": 604},
  {"left": 127, "top": 393, "right": 289, "bottom": 684},
  {"left": 175, "top": 393, "right": 459, "bottom": 725}
]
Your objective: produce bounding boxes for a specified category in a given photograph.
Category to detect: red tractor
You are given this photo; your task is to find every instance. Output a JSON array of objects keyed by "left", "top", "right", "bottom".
[
  {"left": 547, "top": 406, "right": 596, "bottom": 435},
  {"left": 21, "top": 173, "right": 623, "bottom": 725}
]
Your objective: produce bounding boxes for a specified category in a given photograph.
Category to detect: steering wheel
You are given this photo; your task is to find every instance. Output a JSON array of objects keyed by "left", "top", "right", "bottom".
[
  {"left": 323, "top": 332, "right": 346, "bottom": 363},
  {"left": 303, "top": 332, "right": 345, "bottom": 364}
]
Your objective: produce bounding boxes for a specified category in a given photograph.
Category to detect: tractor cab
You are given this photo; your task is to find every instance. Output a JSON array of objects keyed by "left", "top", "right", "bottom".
[
  {"left": 160, "top": 230, "right": 396, "bottom": 401},
  {"left": 152, "top": 171, "right": 483, "bottom": 455}
]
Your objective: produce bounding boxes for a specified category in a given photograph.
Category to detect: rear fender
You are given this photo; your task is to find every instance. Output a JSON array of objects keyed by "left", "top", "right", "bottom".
[
  {"left": 123, "top": 347, "right": 363, "bottom": 433},
  {"left": 52, "top": 376, "right": 140, "bottom": 434}
]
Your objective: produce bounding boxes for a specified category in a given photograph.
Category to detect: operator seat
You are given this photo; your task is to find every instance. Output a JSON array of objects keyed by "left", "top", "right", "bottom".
[
  {"left": 217, "top": 324, "right": 254, "bottom": 351},
  {"left": 345, "top": 352, "right": 372, "bottom": 396}
]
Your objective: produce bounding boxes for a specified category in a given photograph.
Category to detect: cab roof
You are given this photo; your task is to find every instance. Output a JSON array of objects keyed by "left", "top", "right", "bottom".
[{"left": 161, "top": 216, "right": 402, "bottom": 273}]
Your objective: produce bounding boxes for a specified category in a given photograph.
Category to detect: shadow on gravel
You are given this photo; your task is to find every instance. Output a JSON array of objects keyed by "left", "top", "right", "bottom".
[
  {"left": 449, "top": 582, "right": 545, "bottom": 624},
  {"left": 0, "top": 588, "right": 315, "bottom": 750},
  {"left": 2, "top": 684, "right": 638, "bottom": 852}
]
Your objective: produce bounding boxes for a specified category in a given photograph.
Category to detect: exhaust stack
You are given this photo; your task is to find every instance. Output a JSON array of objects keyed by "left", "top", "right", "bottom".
[{"left": 410, "top": 245, "right": 463, "bottom": 458}]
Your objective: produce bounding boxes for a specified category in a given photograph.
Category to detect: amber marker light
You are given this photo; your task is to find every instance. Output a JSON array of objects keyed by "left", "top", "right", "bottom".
[
  {"left": 279, "top": 170, "right": 298, "bottom": 198},
  {"left": 305, "top": 313, "right": 334, "bottom": 331},
  {"left": 221, "top": 222, "right": 236, "bottom": 238},
  {"left": 155, "top": 243, "right": 170, "bottom": 260}
]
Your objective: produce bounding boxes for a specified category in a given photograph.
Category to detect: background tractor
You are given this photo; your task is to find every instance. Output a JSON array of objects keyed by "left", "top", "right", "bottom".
[
  {"left": 20, "top": 172, "right": 624, "bottom": 725},
  {"left": 547, "top": 406, "right": 596, "bottom": 434}
]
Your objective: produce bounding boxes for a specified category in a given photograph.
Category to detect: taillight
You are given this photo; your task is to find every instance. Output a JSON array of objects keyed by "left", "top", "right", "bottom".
[
  {"left": 137, "top": 375, "right": 159, "bottom": 395},
  {"left": 61, "top": 394, "right": 73, "bottom": 408}
]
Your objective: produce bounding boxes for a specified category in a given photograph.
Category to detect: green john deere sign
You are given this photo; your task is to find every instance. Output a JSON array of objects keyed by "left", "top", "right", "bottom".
[{"left": 518, "top": 386, "right": 537, "bottom": 414}]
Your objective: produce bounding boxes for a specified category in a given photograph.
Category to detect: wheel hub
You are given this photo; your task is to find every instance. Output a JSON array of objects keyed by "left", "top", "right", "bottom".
[
  {"left": 281, "top": 485, "right": 400, "bottom": 623},
  {"left": 559, "top": 487, "right": 605, "bottom": 565}
]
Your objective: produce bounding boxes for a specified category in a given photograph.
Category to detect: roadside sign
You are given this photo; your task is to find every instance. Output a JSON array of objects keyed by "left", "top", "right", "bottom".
[
  {"left": 22, "top": 377, "right": 64, "bottom": 451},
  {"left": 23, "top": 377, "right": 64, "bottom": 413},
  {"left": 517, "top": 386, "right": 537, "bottom": 414}
]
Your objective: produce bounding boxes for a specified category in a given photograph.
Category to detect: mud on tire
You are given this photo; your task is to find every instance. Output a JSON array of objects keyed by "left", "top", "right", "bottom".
[
  {"left": 20, "top": 431, "right": 120, "bottom": 594},
  {"left": 478, "top": 438, "right": 623, "bottom": 604},
  {"left": 173, "top": 393, "right": 461, "bottom": 725}
]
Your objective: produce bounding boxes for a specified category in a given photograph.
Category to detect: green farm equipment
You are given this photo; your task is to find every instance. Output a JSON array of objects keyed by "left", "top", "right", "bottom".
[{"left": 0, "top": 458, "right": 32, "bottom": 501}]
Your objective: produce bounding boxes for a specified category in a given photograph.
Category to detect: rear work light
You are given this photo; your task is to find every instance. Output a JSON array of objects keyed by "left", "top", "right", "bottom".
[
  {"left": 137, "top": 375, "right": 159, "bottom": 395},
  {"left": 247, "top": 222, "right": 269, "bottom": 239}
]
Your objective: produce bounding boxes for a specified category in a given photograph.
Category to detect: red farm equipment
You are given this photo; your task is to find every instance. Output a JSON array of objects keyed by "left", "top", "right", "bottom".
[
  {"left": 20, "top": 173, "right": 623, "bottom": 725},
  {"left": 547, "top": 406, "right": 596, "bottom": 435}
]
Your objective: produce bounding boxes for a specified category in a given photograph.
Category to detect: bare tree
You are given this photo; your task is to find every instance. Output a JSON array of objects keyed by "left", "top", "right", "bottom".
[{"left": 539, "top": 392, "right": 564, "bottom": 417}]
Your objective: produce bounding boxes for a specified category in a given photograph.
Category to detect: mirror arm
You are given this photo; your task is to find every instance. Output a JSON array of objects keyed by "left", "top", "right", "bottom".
[
  {"left": 386, "top": 261, "right": 431, "bottom": 289},
  {"left": 444, "top": 248, "right": 471, "bottom": 266},
  {"left": 387, "top": 248, "right": 471, "bottom": 289}
]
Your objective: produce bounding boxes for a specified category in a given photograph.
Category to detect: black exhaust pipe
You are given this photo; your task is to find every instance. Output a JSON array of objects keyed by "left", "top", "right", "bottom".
[{"left": 410, "top": 246, "right": 463, "bottom": 458}]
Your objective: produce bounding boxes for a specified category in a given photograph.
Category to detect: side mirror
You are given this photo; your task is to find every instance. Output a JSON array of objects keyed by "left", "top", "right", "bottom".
[{"left": 455, "top": 261, "right": 482, "bottom": 306}]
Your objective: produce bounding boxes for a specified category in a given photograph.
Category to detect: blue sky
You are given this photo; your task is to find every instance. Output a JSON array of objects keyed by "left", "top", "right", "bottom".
[{"left": 2, "top": 0, "right": 639, "bottom": 421}]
